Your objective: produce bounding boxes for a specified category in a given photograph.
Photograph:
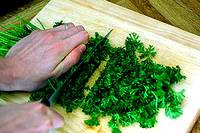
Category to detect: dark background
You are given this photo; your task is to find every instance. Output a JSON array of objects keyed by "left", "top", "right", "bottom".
[{"left": 0, "top": 0, "right": 31, "bottom": 15}]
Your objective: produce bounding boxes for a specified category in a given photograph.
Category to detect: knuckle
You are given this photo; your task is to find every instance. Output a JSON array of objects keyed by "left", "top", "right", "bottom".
[
  {"left": 61, "top": 22, "right": 75, "bottom": 30},
  {"left": 51, "top": 41, "right": 65, "bottom": 54},
  {"left": 33, "top": 103, "right": 48, "bottom": 112},
  {"left": 66, "top": 22, "right": 75, "bottom": 27},
  {"left": 67, "top": 22, "right": 74, "bottom": 25},
  {"left": 76, "top": 25, "right": 85, "bottom": 31},
  {"left": 59, "top": 25, "right": 66, "bottom": 29},
  {"left": 53, "top": 25, "right": 66, "bottom": 31},
  {"left": 81, "top": 31, "right": 89, "bottom": 38},
  {"left": 42, "top": 31, "right": 57, "bottom": 41}
]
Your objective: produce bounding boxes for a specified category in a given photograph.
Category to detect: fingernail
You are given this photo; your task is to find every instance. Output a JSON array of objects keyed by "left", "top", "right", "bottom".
[
  {"left": 63, "top": 22, "right": 74, "bottom": 30},
  {"left": 79, "top": 44, "right": 86, "bottom": 54},
  {"left": 53, "top": 115, "right": 64, "bottom": 128},
  {"left": 49, "top": 109, "right": 65, "bottom": 128}
]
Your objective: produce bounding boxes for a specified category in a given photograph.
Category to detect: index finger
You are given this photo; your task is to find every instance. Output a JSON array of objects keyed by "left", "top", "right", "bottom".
[{"left": 57, "top": 31, "right": 89, "bottom": 56}]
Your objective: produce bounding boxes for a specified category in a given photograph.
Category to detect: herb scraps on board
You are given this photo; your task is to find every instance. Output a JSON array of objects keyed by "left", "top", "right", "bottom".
[{"left": 0, "top": 19, "right": 186, "bottom": 133}]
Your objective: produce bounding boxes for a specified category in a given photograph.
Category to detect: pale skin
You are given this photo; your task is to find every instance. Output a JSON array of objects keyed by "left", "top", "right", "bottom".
[{"left": 0, "top": 23, "right": 89, "bottom": 132}]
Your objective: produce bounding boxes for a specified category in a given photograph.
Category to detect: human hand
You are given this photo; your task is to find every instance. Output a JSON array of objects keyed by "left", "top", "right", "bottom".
[
  {"left": 0, "top": 102, "right": 64, "bottom": 133},
  {"left": 3, "top": 23, "right": 88, "bottom": 91}
]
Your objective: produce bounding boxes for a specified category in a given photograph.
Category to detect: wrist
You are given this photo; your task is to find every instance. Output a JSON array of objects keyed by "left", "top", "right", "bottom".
[{"left": 0, "top": 58, "right": 17, "bottom": 91}]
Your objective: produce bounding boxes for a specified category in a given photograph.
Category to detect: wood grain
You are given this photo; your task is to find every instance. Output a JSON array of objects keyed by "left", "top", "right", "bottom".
[
  {"left": 1, "top": 0, "right": 200, "bottom": 35},
  {"left": 1, "top": 0, "right": 200, "bottom": 132},
  {"left": 108, "top": 0, "right": 200, "bottom": 36},
  {"left": 108, "top": 0, "right": 172, "bottom": 24},
  {"left": 149, "top": 0, "right": 200, "bottom": 36},
  {"left": 0, "top": 0, "right": 200, "bottom": 132}
]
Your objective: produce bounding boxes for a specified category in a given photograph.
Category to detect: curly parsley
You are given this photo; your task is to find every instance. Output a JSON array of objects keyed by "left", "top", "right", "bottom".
[{"left": 81, "top": 33, "right": 185, "bottom": 132}]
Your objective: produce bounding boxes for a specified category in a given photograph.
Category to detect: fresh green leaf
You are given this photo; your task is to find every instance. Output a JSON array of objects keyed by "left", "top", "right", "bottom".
[{"left": 165, "top": 105, "right": 183, "bottom": 119}]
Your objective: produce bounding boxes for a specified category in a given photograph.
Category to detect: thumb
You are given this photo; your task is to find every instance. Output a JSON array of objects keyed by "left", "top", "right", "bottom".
[{"left": 47, "top": 108, "right": 64, "bottom": 128}]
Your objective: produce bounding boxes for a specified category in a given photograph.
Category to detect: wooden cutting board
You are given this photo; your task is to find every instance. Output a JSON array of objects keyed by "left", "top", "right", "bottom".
[{"left": 1, "top": 0, "right": 200, "bottom": 133}]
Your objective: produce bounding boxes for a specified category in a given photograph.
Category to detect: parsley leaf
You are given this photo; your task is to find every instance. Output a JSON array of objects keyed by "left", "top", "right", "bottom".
[{"left": 165, "top": 105, "right": 183, "bottom": 119}]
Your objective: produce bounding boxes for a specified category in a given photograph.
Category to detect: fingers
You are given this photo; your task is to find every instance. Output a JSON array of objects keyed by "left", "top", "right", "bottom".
[
  {"left": 47, "top": 24, "right": 85, "bottom": 41},
  {"left": 47, "top": 108, "right": 64, "bottom": 128},
  {"left": 39, "top": 23, "right": 87, "bottom": 48},
  {"left": 46, "top": 30, "right": 88, "bottom": 66},
  {"left": 62, "top": 31, "right": 89, "bottom": 52},
  {"left": 28, "top": 103, "right": 64, "bottom": 129},
  {"left": 52, "top": 44, "right": 86, "bottom": 77},
  {"left": 55, "top": 25, "right": 85, "bottom": 39},
  {"left": 29, "top": 23, "right": 75, "bottom": 37},
  {"left": 46, "top": 22, "right": 75, "bottom": 32}
]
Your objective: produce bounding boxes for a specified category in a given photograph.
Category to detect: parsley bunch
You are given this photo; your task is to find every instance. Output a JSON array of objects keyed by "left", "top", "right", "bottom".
[{"left": 0, "top": 18, "right": 38, "bottom": 56}]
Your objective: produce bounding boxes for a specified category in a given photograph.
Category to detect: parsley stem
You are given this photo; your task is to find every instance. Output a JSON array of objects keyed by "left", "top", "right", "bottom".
[
  {"left": 151, "top": 91, "right": 158, "bottom": 110},
  {"left": 0, "top": 48, "right": 8, "bottom": 51},
  {"left": 48, "top": 80, "right": 56, "bottom": 92}
]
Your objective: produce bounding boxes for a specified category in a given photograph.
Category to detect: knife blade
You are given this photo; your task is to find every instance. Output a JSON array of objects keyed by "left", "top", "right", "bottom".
[{"left": 41, "top": 29, "right": 113, "bottom": 107}]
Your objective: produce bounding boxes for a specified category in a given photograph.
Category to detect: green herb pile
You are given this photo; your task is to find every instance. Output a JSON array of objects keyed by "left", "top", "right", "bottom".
[
  {"left": 81, "top": 33, "right": 185, "bottom": 132},
  {"left": 0, "top": 19, "right": 186, "bottom": 133}
]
